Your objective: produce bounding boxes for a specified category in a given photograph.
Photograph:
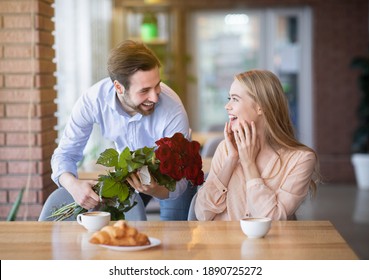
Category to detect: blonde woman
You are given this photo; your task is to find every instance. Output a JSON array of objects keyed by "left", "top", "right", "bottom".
[{"left": 195, "top": 69, "right": 320, "bottom": 221}]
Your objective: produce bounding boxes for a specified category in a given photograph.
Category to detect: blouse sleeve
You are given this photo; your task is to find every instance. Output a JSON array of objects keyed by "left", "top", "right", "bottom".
[
  {"left": 246, "top": 150, "right": 316, "bottom": 220},
  {"left": 195, "top": 141, "right": 229, "bottom": 220}
]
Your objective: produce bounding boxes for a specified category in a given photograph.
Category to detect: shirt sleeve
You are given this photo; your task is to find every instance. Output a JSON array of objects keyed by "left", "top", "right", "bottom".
[
  {"left": 195, "top": 141, "right": 229, "bottom": 220},
  {"left": 160, "top": 83, "right": 191, "bottom": 140},
  {"left": 159, "top": 83, "right": 191, "bottom": 199},
  {"left": 51, "top": 91, "right": 95, "bottom": 187},
  {"left": 246, "top": 150, "right": 316, "bottom": 220}
]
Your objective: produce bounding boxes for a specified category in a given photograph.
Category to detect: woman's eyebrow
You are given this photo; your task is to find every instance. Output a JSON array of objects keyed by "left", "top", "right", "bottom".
[{"left": 229, "top": 93, "right": 242, "bottom": 99}]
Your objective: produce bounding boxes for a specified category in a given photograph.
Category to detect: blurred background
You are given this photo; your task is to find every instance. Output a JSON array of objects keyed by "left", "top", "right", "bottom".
[{"left": 0, "top": 0, "right": 368, "bottom": 258}]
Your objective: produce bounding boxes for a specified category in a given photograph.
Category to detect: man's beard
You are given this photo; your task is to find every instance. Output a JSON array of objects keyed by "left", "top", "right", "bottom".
[{"left": 122, "top": 91, "right": 155, "bottom": 116}]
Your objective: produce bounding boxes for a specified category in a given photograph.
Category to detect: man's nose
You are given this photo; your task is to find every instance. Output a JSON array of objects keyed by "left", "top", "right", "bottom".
[{"left": 149, "top": 90, "right": 159, "bottom": 103}]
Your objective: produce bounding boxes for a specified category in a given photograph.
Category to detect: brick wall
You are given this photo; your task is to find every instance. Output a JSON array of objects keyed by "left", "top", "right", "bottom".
[
  {"left": 312, "top": 0, "right": 368, "bottom": 183},
  {"left": 0, "top": 0, "right": 57, "bottom": 220}
]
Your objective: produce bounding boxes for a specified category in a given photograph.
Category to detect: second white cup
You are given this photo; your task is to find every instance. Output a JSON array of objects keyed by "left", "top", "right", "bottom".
[{"left": 240, "top": 217, "right": 272, "bottom": 238}]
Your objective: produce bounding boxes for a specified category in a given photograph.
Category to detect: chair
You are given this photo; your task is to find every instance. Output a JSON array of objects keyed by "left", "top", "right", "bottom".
[
  {"left": 187, "top": 173, "right": 208, "bottom": 221},
  {"left": 38, "top": 188, "right": 147, "bottom": 221},
  {"left": 38, "top": 188, "right": 75, "bottom": 221},
  {"left": 201, "top": 136, "right": 223, "bottom": 157},
  {"left": 187, "top": 192, "right": 198, "bottom": 221}
]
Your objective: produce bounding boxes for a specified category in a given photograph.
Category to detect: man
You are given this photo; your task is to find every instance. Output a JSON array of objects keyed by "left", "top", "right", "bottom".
[{"left": 51, "top": 40, "right": 194, "bottom": 220}]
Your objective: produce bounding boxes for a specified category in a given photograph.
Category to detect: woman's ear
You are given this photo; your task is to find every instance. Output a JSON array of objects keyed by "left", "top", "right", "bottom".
[
  {"left": 256, "top": 105, "right": 263, "bottom": 115},
  {"left": 113, "top": 80, "right": 124, "bottom": 95}
]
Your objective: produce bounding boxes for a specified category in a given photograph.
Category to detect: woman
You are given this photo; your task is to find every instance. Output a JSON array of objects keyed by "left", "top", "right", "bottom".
[{"left": 195, "top": 69, "right": 320, "bottom": 221}]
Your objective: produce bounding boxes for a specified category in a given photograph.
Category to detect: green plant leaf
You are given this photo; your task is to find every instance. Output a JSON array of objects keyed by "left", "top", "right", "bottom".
[
  {"left": 126, "top": 160, "right": 144, "bottom": 172},
  {"left": 7, "top": 187, "right": 25, "bottom": 221},
  {"left": 99, "top": 205, "right": 125, "bottom": 221},
  {"left": 113, "top": 168, "right": 128, "bottom": 181},
  {"left": 117, "top": 183, "right": 130, "bottom": 202},
  {"left": 152, "top": 171, "right": 176, "bottom": 192},
  {"left": 118, "top": 147, "right": 131, "bottom": 169},
  {"left": 100, "top": 177, "right": 118, "bottom": 195},
  {"left": 96, "top": 148, "right": 119, "bottom": 167},
  {"left": 101, "top": 179, "right": 130, "bottom": 203},
  {"left": 132, "top": 154, "right": 147, "bottom": 164}
]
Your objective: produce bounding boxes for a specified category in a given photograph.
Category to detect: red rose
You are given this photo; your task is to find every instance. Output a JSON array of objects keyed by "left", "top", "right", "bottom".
[
  {"left": 169, "top": 165, "right": 184, "bottom": 181},
  {"left": 184, "top": 165, "right": 199, "bottom": 181},
  {"left": 171, "top": 133, "right": 188, "bottom": 153},
  {"left": 154, "top": 133, "right": 205, "bottom": 187},
  {"left": 192, "top": 154, "right": 202, "bottom": 167},
  {"left": 155, "top": 145, "right": 171, "bottom": 161},
  {"left": 186, "top": 141, "right": 201, "bottom": 155},
  {"left": 159, "top": 159, "right": 173, "bottom": 175},
  {"left": 194, "top": 170, "right": 205, "bottom": 186},
  {"left": 171, "top": 152, "right": 183, "bottom": 167},
  {"left": 155, "top": 137, "right": 173, "bottom": 148},
  {"left": 183, "top": 158, "right": 204, "bottom": 186}
]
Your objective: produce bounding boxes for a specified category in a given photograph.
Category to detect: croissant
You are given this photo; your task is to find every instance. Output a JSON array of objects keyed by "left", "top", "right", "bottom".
[{"left": 89, "top": 220, "right": 150, "bottom": 246}]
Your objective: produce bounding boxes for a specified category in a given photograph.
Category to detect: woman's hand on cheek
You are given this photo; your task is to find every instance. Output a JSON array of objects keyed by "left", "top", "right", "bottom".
[
  {"left": 224, "top": 121, "right": 238, "bottom": 159},
  {"left": 234, "top": 120, "right": 260, "bottom": 165}
]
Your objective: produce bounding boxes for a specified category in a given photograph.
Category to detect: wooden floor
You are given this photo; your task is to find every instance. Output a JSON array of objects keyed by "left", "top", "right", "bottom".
[{"left": 147, "top": 184, "right": 369, "bottom": 259}]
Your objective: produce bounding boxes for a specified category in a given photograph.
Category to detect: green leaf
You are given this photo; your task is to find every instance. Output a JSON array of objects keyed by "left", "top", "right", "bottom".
[
  {"left": 117, "top": 183, "right": 130, "bottom": 202},
  {"left": 132, "top": 154, "right": 146, "bottom": 165},
  {"left": 136, "top": 146, "right": 155, "bottom": 157},
  {"left": 118, "top": 147, "right": 131, "bottom": 169},
  {"left": 153, "top": 172, "right": 176, "bottom": 192},
  {"left": 99, "top": 205, "right": 125, "bottom": 221},
  {"left": 113, "top": 168, "right": 128, "bottom": 181},
  {"left": 101, "top": 180, "right": 130, "bottom": 203},
  {"left": 126, "top": 160, "right": 144, "bottom": 172},
  {"left": 96, "top": 148, "right": 119, "bottom": 167},
  {"left": 7, "top": 187, "right": 25, "bottom": 221},
  {"left": 100, "top": 177, "right": 118, "bottom": 195}
]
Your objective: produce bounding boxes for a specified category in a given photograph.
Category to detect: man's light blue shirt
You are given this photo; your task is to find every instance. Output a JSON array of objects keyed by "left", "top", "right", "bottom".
[{"left": 51, "top": 77, "right": 190, "bottom": 199}]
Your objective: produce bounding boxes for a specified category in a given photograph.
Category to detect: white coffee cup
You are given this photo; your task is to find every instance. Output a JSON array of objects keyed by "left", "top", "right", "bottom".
[
  {"left": 77, "top": 211, "right": 111, "bottom": 232},
  {"left": 240, "top": 217, "right": 272, "bottom": 238}
]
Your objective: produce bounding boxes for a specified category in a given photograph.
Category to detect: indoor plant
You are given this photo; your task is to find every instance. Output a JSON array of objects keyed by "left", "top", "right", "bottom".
[{"left": 350, "top": 50, "right": 369, "bottom": 189}]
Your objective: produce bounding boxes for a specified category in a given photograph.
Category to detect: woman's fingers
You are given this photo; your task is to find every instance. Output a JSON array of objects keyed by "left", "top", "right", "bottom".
[
  {"left": 241, "top": 121, "right": 251, "bottom": 144},
  {"left": 250, "top": 121, "right": 256, "bottom": 146}
]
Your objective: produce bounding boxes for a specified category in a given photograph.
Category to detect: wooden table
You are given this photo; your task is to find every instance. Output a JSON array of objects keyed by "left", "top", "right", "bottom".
[{"left": 0, "top": 221, "right": 358, "bottom": 260}]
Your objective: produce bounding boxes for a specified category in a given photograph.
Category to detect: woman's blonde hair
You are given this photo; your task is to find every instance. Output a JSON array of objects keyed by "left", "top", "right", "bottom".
[{"left": 235, "top": 69, "right": 320, "bottom": 194}]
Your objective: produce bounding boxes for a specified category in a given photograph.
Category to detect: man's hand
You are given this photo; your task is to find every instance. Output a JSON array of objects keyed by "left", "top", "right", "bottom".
[
  {"left": 126, "top": 172, "right": 169, "bottom": 199},
  {"left": 59, "top": 173, "right": 100, "bottom": 210}
]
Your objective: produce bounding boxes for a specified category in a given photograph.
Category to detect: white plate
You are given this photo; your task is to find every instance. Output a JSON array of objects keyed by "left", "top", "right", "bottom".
[{"left": 98, "top": 237, "right": 161, "bottom": 251}]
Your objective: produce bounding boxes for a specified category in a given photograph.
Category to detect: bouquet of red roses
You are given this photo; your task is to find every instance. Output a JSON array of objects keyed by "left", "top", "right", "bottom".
[
  {"left": 49, "top": 133, "right": 204, "bottom": 221},
  {"left": 153, "top": 132, "right": 205, "bottom": 189}
]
